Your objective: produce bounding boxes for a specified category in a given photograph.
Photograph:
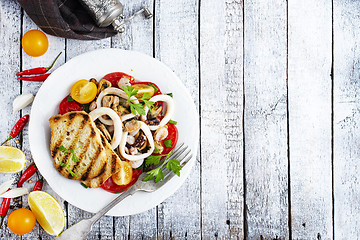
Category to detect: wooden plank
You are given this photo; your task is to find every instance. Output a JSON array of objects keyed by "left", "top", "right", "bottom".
[
  {"left": 111, "top": 1, "right": 158, "bottom": 239},
  {"left": 200, "top": 0, "right": 244, "bottom": 239},
  {"left": 154, "top": 0, "right": 201, "bottom": 239},
  {"left": 0, "top": 0, "right": 21, "bottom": 238},
  {"left": 65, "top": 38, "right": 112, "bottom": 240},
  {"left": 288, "top": 0, "right": 333, "bottom": 239},
  {"left": 243, "top": 0, "right": 288, "bottom": 239},
  {"left": 333, "top": 0, "right": 360, "bottom": 238},
  {"left": 20, "top": 11, "right": 66, "bottom": 240}
]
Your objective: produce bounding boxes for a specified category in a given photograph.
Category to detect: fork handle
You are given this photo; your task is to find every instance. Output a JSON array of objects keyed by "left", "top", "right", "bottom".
[{"left": 89, "top": 186, "right": 136, "bottom": 223}]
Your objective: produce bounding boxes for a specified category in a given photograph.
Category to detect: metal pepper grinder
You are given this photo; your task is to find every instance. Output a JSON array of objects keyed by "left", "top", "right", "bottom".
[{"left": 79, "top": 0, "right": 153, "bottom": 33}]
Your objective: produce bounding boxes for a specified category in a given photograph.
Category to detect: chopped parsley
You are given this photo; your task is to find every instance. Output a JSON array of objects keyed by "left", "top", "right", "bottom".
[
  {"left": 168, "top": 120, "right": 177, "bottom": 125},
  {"left": 167, "top": 93, "right": 173, "bottom": 98},
  {"left": 147, "top": 83, "right": 158, "bottom": 93},
  {"left": 122, "top": 86, "right": 155, "bottom": 116},
  {"left": 80, "top": 182, "right": 89, "bottom": 189},
  {"left": 143, "top": 150, "right": 182, "bottom": 183},
  {"left": 59, "top": 145, "right": 81, "bottom": 177},
  {"left": 164, "top": 139, "right": 172, "bottom": 148}
]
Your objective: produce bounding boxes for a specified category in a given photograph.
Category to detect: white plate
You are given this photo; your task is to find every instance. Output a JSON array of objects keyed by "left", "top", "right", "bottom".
[{"left": 29, "top": 48, "right": 199, "bottom": 216}]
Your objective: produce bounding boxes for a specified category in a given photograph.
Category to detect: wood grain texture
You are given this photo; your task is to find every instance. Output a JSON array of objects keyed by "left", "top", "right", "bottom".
[
  {"left": 154, "top": 0, "right": 201, "bottom": 239},
  {"left": 112, "top": 1, "right": 157, "bottom": 239},
  {"left": 243, "top": 0, "right": 288, "bottom": 239},
  {"left": 288, "top": 0, "right": 333, "bottom": 239},
  {"left": 333, "top": 0, "right": 360, "bottom": 238},
  {"left": 0, "top": 0, "right": 21, "bottom": 238},
  {"left": 200, "top": 0, "right": 244, "bottom": 239},
  {"left": 20, "top": 11, "right": 66, "bottom": 240}
]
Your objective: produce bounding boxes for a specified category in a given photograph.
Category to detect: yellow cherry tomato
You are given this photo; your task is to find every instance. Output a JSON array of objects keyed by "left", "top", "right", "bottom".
[
  {"left": 112, "top": 161, "right": 133, "bottom": 185},
  {"left": 21, "top": 30, "right": 49, "bottom": 57},
  {"left": 70, "top": 80, "right": 98, "bottom": 104},
  {"left": 132, "top": 84, "right": 155, "bottom": 98},
  {"left": 7, "top": 208, "right": 36, "bottom": 235}
]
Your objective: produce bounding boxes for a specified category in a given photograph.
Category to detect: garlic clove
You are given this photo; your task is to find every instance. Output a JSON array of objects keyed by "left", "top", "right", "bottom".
[
  {"left": 0, "top": 187, "right": 29, "bottom": 198},
  {"left": 13, "top": 93, "right": 34, "bottom": 113},
  {"left": 0, "top": 179, "right": 14, "bottom": 195}
]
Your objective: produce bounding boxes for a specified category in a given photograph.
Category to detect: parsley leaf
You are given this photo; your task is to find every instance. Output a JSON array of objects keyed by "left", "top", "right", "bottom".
[
  {"left": 131, "top": 103, "right": 146, "bottom": 115},
  {"left": 58, "top": 145, "right": 81, "bottom": 170},
  {"left": 67, "top": 165, "right": 79, "bottom": 177},
  {"left": 168, "top": 120, "right": 177, "bottom": 125},
  {"left": 67, "top": 96, "right": 75, "bottom": 102},
  {"left": 122, "top": 86, "right": 150, "bottom": 116},
  {"left": 122, "top": 85, "right": 138, "bottom": 98},
  {"left": 59, "top": 162, "right": 67, "bottom": 167},
  {"left": 145, "top": 155, "right": 163, "bottom": 166},
  {"left": 166, "top": 159, "right": 181, "bottom": 176},
  {"left": 167, "top": 93, "right": 173, "bottom": 98},
  {"left": 72, "top": 154, "right": 79, "bottom": 162},
  {"left": 59, "top": 145, "right": 68, "bottom": 153},
  {"left": 143, "top": 167, "right": 165, "bottom": 183},
  {"left": 164, "top": 139, "right": 172, "bottom": 148},
  {"left": 143, "top": 149, "right": 182, "bottom": 182}
]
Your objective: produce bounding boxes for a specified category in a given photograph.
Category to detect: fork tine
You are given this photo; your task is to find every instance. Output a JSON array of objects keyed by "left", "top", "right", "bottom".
[
  {"left": 162, "top": 147, "right": 192, "bottom": 179},
  {"left": 170, "top": 145, "right": 188, "bottom": 160},
  {"left": 169, "top": 142, "right": 184, "bottom": 156},
  {"left": 160, "top": 153, "right": 192, "bottom": 185}
]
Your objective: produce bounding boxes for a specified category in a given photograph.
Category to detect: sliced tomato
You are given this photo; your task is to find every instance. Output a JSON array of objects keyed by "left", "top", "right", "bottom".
[
  {"left": 101, "top": 168, "right": 143, "bottom": 194},
  {"left": 159, "top": 123, "right": 178, "bottom": 155},
  {"left": 102, "top": 72, "right": 135, "bottom": 87},
  {"left": 132, "top": 81, "right": 162, "bottom": 96},
  {"left": 59, "top": 95, "right": 83, "bottom": 114},
  {"left": 112, "top": 161, "right": 133, "bottom": 186},
  {"left": 70, "top": 79, "right": 97, "bottom": 104}
]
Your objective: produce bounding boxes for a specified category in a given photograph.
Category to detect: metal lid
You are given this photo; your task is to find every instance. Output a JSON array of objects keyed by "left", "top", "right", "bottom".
[{"left": 96, "top": 1, "right": 124, "bottom": 27}]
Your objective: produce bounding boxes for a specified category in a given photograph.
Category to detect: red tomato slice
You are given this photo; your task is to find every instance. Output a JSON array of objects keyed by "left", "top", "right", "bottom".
[
  {"left": 159, "top": 123, "right": 179, "bottom": 155},
  {"left": 101, "top": 169, "right": 142, "bottom": 194},
  {"left": 59, "top": 95, "right": 83, "bottom": 114},
  {"left": 131, "top": 81, "right": 162, "bottom": 96},
  {"left": 102, "top": 72, "right": 135, "bottom": 87}
]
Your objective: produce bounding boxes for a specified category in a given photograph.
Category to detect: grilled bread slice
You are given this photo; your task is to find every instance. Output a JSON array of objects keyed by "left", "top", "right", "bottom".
[{"left": 49, "top": 111, "right": 122, "bottom": 188}]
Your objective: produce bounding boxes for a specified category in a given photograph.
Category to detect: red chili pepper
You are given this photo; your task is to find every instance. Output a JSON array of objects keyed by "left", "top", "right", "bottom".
[
  {"left": 32, "top": 177, "right": 44, "bottom": 191},
  {"left": 18, "top": 164, "right": 37, "bottom": 187},
  {"left": 0, "top": 189, "right": 11, "bottom": 228},
  {"left": 1, "top": 114, "right": 30, "bottom": 146},
  {"left": 16, "top": 52, "right": 62, "bottom": 76},
  {"left": 18, "top": 73, "right": 51, "bottom": 81}
]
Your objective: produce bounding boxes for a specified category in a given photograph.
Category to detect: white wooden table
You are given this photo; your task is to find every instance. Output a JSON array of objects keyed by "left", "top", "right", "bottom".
[{"left": 0, "top": 0, "right": 359, "bottom": 239}]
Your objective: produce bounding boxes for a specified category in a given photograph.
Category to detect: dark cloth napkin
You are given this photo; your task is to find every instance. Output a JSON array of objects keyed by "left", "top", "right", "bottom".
[{"left": 17, "top": 0, "right": 118, "bottom": 40}]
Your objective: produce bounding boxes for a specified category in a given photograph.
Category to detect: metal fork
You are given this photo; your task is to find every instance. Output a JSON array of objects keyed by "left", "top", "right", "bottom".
[{"left": 57, "top": 143, "right": 192, "bottom": 240}]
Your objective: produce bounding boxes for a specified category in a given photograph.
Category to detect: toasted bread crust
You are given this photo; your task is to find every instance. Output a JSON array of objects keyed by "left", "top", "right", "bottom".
[{"left": 49, "top": 111, "right": 122, "bottom": 188}]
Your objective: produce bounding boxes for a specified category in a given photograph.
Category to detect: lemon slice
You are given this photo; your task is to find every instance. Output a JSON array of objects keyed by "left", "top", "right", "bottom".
[
  {"left": 28, "top": 191, "right": 65, "bottom": 236},
  {"left": 0, "top": 146, "right": 26, "bottom": 173}
]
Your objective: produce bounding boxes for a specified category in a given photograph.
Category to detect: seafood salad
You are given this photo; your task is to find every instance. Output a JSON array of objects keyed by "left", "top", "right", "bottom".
[{"left": 50, "top": 72, "right": 179, "bottom": 192}]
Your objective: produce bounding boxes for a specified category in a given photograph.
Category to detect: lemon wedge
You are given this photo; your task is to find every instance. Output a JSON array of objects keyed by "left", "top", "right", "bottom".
[
  {"left": 0, "top": 146, "right": 26, "bottom": 173},
  {"left": 28, "top": 191, "right": 65, "bottom": 236}
]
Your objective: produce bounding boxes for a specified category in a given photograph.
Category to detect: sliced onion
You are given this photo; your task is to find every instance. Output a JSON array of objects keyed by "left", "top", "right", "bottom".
[
  {"left": 141, "top": 95, "right": 175, "bottom": 130},
  {"left": 0, "top": 179, "right": 14, "bottom": 195},
  {"left": 89, "top": 107, "right": 122, "bottom": 150},
  {"left": 0, "top": 188, "right": 28, "bottom": 198},
  {"left": 119, "top": 122, "right": 155, "bottom": 161},
  {"left": 96, "top": 87, "right": 139, "bottom": 125}
]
